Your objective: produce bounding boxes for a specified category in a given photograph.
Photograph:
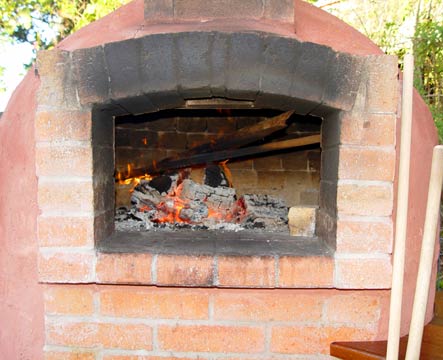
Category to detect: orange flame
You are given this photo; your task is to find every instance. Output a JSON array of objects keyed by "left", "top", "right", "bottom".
[
  {"left": 116, "top": 163, "right": 233, "bottom": 225},
  {"left": 219, "top": 160, "right": 233, "bottom": 187}
]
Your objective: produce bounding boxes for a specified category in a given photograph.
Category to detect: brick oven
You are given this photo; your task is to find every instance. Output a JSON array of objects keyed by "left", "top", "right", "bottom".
[{"left": 0, "top": 0, "right": 439, "bottom": 359}]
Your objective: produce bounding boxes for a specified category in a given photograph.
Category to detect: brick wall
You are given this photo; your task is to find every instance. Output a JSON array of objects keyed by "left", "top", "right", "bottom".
[{"left": 43, "top": 285, "right": 389, "bottom": 359}]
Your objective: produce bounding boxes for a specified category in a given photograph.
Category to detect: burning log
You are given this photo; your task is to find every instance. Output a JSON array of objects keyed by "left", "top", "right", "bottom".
[
  {"left": 181, "top": 110, "right": 294, "bottom": 156},
  {"left": 128, "top": 134, "right": 321, "bottom": 178},
  {"left": 119, "top": 111, "right": 300, "bottom": 180}
]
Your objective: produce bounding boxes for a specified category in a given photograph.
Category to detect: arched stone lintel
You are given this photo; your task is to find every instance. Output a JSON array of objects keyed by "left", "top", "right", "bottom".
[{"left": 37, "top": 31, "right": 367, "bottom": 117}]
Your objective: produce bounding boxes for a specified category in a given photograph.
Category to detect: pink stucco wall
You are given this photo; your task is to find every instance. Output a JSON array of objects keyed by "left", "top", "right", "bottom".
[
  {"left": 0, "top": 70, "right": 44, "bottom": 359},
  {"left": 399, "top": 90, "right": 440, "bottom": 335},
  {"left": 0, "top": 0, "right": 439, "bottom": 358}
]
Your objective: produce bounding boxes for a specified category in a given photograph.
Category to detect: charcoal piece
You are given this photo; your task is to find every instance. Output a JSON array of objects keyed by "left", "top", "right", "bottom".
[
  {"left": 239, "top": 194, "right": 288, "bottom": 229},
  {"left": 131, "top": 184, "right": 162, "bottom": 208},
  {"left": 179, "top": 179, "right": 236, "bottom": 213},
  {"left": 204, "top": 165, "right": 229, "bottom": 187},
  {"left": 149, "top": 175, "right": 172, "bottom": 194}
]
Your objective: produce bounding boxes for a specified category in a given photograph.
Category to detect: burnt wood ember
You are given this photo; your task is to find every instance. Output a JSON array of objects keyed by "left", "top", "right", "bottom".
[
  {"left": 172, "top": 110, "right": 294, "bottom": 157},
  {"left": 204, "top": 165, "right": 230, "bottom": 187},
  {"left": 117, "top": 169, "right": 289, "bottom": 232},
  {"left": 148, "top": 174, "right": 173, "bottom": 194},
  {"left": 239, "top": 194, "right": 288, "bottom": 229},
  {"left": 121, "top": 110, "right": 321, "bottom": 179}
]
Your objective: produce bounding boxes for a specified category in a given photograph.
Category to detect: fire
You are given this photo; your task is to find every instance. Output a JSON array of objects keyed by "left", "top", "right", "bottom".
[
  {"left": 116, "top": 163, "right": 152, "bottom": 189},
  {"left": 219, "top": 160, "right": 233, "bottom": 187},
  {"left": 116, "top": 162, "right": 238, "bottom": 226}
]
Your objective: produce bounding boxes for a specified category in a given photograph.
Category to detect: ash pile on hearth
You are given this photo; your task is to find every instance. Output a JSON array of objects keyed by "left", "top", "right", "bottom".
[{"left": 115, "top": 166, "right": 288, "bottom": 232}]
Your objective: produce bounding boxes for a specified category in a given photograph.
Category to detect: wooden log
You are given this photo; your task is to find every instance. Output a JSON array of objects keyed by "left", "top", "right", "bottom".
[
  {"left": 183, "top": 110, "right": 294, "bottom": 155},
  {"left": 128, "top": 134, "right": 320, "bottom": 178}
]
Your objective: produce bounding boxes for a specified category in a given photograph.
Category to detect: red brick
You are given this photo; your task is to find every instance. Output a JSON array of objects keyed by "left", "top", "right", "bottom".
[
  {"left": 278, "top": 257, "right": 334, "bottom": 288},
  {"left": 46, "top": 320, "right": 152, "bottom": 349},
  {"left": 271, "top": 325, "right": 374, "bottom": 354},
  {"left": 46, "top": 321, "right": 97, "bottom": 347},
  {"left": 100, "top": 287, "right": 209, "bottom": 319},
  {"left": 337, "top": 183, "right": 393, "bottom": 216},
  {"left": 338, "top": 147, "right": 395, "bottom": 181},
  {"left": 96, "top": 254, "right": 152, "bottom": 284},
  {"left": 335, "top": 257, "right": 392, "bottom": 289},
  {"left": 365, "top": 55, "right": 399, "bottom": 113},
  {"left": 213, "top": 292, "right": 323, "bottom": 322},
  {"left": 35, "top": 110, "right": 91, "bottom": 142},
  {"left": 36, "top": 145, "right": 92, "bottom": 177},
  {"left": 217, "top": 256, "right": 275, "bottom": 287},
  {"left": 324, "top": 293, "right": 381, "bottom": 325},
  {"left": 158, "top": 325, "right": 264, "bottom": 353},
  {"left": 100, "top": 322, "right": 152, "bottom": 350},
  {"left": 336, "top": 219, "right": 393, "bottom": 253},
  {"left": 38, "top": 216, "right": 93, "bottom": 247},
  {"left": 45, "top": 351, "right": 95, "bottom": 360},
  {"left": 156, "top": 255, "right": 213, "bottom": 286},
  {"left": 39, "top": 252, "right": 94, "bottom": 282},
  {"left": 45, "top": 286, "right": 94, "bottom": 315},
  {"left": 340, "top": 113, "right": 396, "bottom": 146},
  {"left": 324, "top": 326, "right": 376, "bottom": 348},
  {"left": 38, "top": 180, "right": 94, "bottom": 213}
]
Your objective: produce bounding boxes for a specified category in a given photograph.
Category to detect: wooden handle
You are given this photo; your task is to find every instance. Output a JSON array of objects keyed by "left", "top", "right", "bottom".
[
  {"left": 386, "top": 53, "right": 415, "bottom": 360},
  {"left": 405, "top": 145, "right": 443, "bottom": 360}
]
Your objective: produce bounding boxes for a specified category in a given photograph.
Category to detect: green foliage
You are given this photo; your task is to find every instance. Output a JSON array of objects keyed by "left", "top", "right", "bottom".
[
  {"left": 413, "top": 18, "right": 443, "bottom": 142},
  {"left": 0, "top": 65, "right": 5, "bottom": 93},
  {"left": 316, "top": 0, "right": 443, "bottom": 142},
  {"left": 0, "top": 0, "right": 129, "bottom": 50}
]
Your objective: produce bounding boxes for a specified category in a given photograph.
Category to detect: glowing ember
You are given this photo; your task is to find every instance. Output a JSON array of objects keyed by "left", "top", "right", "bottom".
[{"left": 115, "top": 165, "right": 289, "bottom": 232}]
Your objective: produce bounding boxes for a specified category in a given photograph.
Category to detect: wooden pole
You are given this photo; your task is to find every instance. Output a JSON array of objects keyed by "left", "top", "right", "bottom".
[
  {"left": 386, "top": 53, "right": 414, "bottom": 360},
  {"left": 405, "top": 145, "right": 443, "bottom": 360}
]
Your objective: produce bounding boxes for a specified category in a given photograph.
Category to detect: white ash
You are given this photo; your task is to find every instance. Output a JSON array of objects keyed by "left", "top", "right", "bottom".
[{"left": 116, "top": 172, "right": 289, "bottom": 233}]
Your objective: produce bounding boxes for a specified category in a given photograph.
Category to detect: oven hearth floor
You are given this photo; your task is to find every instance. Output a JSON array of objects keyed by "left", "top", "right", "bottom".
[{"left": 99, "top": 230, "right": 332, "bottom": 257}]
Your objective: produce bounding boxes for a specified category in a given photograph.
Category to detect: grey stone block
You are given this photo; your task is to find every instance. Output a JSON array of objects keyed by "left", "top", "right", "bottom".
[
  {"left": 226, "top": 32, "right": 264, "bottom": 100},
  {"left": 113, "top": 95, "right": 157, "bottom": 115},
  {"left": 260, "top": 36, "right": 303, "bottom": 97},
  {"left": 322, "top": 52, "right": 364, "bottom": 111},
  {"left": 210, "top": 32, "right": 229, "bottom": 96},
  {"left": 91, "top": 108, "right": 114, "bottom": 146},
  {"left": 104, "top": 38, "right": 142, "bottom": 100},
  {"left": 176, "top": 32, "right": 212, "bottom": 98},
  {"left": 140, "top": 34, "right": 178, "bottom": 94},
  {"left": 254, "top": 93, "right": 319, "bottom": 114},
  {"left": 73, "top": 46, "right": 110, "bottom": 105},
  {"left": 146, "top": 91, "right": 184, "bottom": 110},
  {"left": 290, "top": 42, "right": 334, "bottom": 105}
]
